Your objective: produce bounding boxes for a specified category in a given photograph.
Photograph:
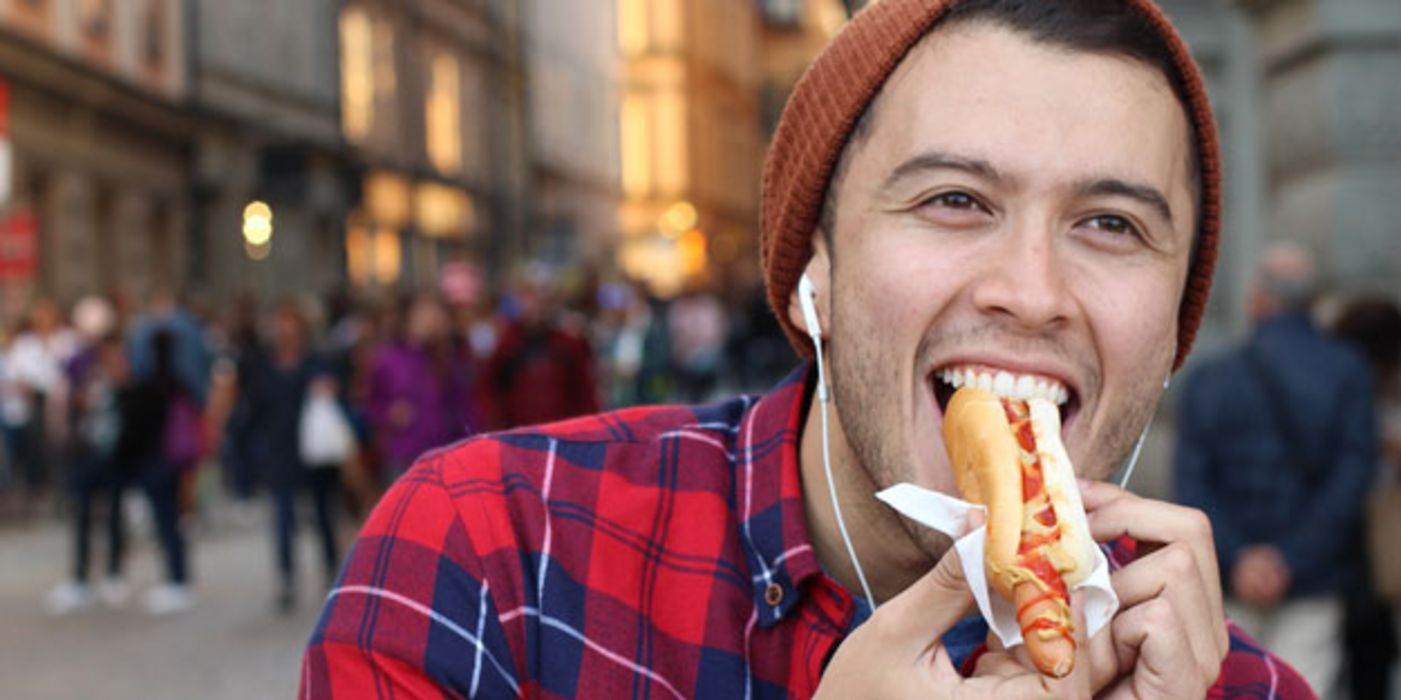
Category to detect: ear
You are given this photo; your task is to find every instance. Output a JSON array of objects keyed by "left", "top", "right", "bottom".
[{"left": 787, "top": 236, "right": 832, "bottom": 339}]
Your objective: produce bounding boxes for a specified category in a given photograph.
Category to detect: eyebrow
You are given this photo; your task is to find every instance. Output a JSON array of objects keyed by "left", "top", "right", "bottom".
[
  {"left": 1073, "top": 178, "right": 1175, "bottom": 227},
  {"left": 880, "top": 151, "right": 1004, "bottom": 193}
]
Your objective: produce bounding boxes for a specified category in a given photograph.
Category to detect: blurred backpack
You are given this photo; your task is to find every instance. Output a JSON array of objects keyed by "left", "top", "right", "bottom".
[{"left": 162, "top": 391, "right": 205, "bottom": 470}]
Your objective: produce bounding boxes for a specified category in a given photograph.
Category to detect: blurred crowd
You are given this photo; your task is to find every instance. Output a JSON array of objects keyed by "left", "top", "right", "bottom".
[{"left": 0, "top": 268, "right": 796, "bottom": 616}]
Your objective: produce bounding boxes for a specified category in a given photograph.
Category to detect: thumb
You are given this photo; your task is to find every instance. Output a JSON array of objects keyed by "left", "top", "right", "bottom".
[{"left": 876, "top": 545, "right": 977, "bottom": 642}]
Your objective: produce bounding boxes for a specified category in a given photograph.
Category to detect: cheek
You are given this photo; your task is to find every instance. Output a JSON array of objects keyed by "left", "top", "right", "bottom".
[
  {"left": 836, "top": 228, "right": 969, "bottom": 346},
  {"left": 1086, "top": 273, "right": 1181, "bottom": 385}
]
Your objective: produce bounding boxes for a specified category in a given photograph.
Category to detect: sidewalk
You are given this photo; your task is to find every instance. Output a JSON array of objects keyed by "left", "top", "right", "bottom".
[{"left": 0, "top": 500, "right": 335, "bottom": 700}]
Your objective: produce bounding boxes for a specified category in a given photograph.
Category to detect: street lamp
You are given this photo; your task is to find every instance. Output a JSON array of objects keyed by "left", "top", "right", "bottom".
[{"left": 242, "top": 200, "right": 273, "bottom": 260}]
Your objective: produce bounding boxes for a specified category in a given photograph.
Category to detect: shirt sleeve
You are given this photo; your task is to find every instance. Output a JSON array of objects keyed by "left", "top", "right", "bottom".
[
  {"left": 1276, "top": 363, "right": 1377, "bottom": 575},
  {"left": 1174, "top": 369, "right": 1249, "bottom": 568},
  {"left": 300, "top": 453, "right": 523, "bottom": 699}
]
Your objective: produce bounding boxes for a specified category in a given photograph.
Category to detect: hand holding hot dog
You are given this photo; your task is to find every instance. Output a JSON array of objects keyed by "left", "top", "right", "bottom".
[
  {"left": 813, "top": 543, "right": 1089, "bottom": 700},
  {"left": 1078, "top": 479, "right": 1229, "bottom": 699}
]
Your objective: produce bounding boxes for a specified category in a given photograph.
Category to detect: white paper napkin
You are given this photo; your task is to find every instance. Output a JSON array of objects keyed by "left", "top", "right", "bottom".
[{"left": 875, "top": 482, "right": 1118, "bottom": 648}]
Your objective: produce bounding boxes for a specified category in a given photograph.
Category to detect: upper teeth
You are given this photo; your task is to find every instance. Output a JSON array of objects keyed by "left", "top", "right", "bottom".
[{"left": 937, "top": 366, "right": 1070, "bottom": 405}]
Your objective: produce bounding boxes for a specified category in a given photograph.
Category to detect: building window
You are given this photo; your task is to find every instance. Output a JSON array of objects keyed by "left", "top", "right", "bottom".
[
  {"left": 340, "top": 7, "right": 374, "bottom": 143},
  {"left": 617, "top": 0, "right": 681, "bottom": 56},
  {"left": 77, "top": 0, "right": 112, "bottom": 38},
  {"left": 425, "top": 51, "right": 463, "bottom": 175},
  {"left": 142, "top": 0, "right": 165, "bottom": 70},
  {"left": 621, "top": 88, "right": 687, "bottom": 199}
]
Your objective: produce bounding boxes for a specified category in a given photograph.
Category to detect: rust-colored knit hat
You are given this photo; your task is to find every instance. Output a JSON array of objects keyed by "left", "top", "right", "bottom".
[{"left": 761, "top": 0, "right": 1221, "bottom": 370}]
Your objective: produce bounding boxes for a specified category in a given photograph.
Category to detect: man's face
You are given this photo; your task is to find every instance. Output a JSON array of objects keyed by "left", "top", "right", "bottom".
[{"left": 805, "top": 24, "right": 1197, "bottom": 518}]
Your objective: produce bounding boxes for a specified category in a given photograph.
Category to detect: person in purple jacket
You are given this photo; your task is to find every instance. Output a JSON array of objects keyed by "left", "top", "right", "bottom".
[{"left": 366, "top": 294, "right": 478, "bottom": 482}]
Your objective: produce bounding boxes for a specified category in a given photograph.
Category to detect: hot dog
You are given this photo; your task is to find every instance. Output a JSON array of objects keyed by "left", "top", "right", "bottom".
[{"left": 942, "top": 386, "right": 1095, "bottom": 678}]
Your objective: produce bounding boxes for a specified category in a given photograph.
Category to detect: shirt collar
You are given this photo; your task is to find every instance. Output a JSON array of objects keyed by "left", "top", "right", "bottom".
[{"left": 733, "top": 363, "right": 830, "bottom": 628}]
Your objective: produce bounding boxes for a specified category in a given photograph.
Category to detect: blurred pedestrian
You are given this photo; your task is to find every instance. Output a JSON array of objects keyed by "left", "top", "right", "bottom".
[
  {"left": 216, "top": 292, "right": 263, "bottom": 507},
  {"left": 127, "top": 329, "right": 199, "bottom": 614},
  {"left": 1331, "top": 296, "right": 1401, "bottom": 700},
  {"left": 667, "top": 284, "right": 728, "bottom": 403},
  {"left": 726, "top": 284, "right": 795, "bottom": 394},
  {"left": 367, "top": 294, "right": 477, "bottom": 481},
  {"left": 1177, "top": 242, "right": 1376, "bottom": 697},
  {"left": 481, "top": 274, "right": 598, "bottom": 429},
  {"left": 127, "top": 287, "right": 212, "bottom": 404},
  {"left": 46, "top": 296, "right": 130, "bottom": 614},
  {"left": 239, "top": 301, "right": 341, "bottom": 611},
  {"left": 2, "top": 299, "right": 78, "bottom": 504}
]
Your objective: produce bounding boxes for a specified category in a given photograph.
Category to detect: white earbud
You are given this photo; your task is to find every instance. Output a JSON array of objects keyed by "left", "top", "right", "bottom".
[
  {"left": 799, "top": 275, "right": 828, "bottom": 403},
  {"left": 799, "top": 274, "right": 822, "bottom": 338},
  {"left": 1163, "top": 374, "right": 1172, "bottom": 390}
]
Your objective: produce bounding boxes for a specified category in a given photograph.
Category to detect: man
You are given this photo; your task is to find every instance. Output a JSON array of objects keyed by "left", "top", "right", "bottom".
[
  {"left": 127, "top": 287, "right": 212, "bottom": 405},
  {"left": 304, "top": 1, "right": 1312, "bottom": 697},
  {"left": 480, "top": 275, "right": 598, "bottom": 431},
  {"left": 1176, "top": 242, "right": 1375, "bottom": 697}
]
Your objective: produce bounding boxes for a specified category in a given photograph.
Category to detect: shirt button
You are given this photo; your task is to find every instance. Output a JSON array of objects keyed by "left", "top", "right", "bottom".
[{"left": 764, "top": 582, "right": 784, "bottom": 607}]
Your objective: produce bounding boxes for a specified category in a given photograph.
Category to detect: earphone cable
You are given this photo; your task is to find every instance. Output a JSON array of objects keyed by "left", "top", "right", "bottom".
[{"left": 815, "top": 340, "right": 878, "bottom": 610}]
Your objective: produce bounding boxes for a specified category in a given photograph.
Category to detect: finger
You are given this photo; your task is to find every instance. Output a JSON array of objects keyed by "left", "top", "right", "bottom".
[
  {"left": 1105, "top": 597, "right": 1214, "bottom": 699},
  {"left": 973, "top": 649, "right": 1028, "bottom": 677},
  {"left": 1085, "top": 615, "right": 1124, "bottom": 694},
  {"left": 1052, "top": 592, "right": 1095, "bottom": 700},
  {"left": 1076, "top": 477, "right": 1131, "bottom": 512},
  {"left": 960, "top": 666, "right": 1058, "bottom": 699},
  {"left": 1084, "top": 496, "right": 1227, "bottom": 654},
  {"left": 874, "top": 546, "right": 977, "bottom": 644},
  {"left": 1112, "top": 544, "right": 1224, "bottom": 684}
]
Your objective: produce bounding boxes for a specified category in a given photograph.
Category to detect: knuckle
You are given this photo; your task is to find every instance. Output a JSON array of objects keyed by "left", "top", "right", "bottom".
[
  {"left": 1142, "top": 597, "right": 1176, "bottom": 629},
  {"left": 1188, "top": 508, "right": 1213, "bottom": 541},
  {"left": 1163, "top": 545, "right": 1195, "bottom": 578}
]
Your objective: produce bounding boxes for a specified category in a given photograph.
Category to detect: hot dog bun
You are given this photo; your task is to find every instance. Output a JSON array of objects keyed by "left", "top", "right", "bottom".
[{"left": 942, "top": 386, "right": 1095, "bottom": 677}]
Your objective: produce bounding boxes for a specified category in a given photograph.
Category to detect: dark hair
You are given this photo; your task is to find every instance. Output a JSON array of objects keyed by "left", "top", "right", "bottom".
[
  {"left": 1332, "top": 297, "right": 1401, "bottom": 383},
  {"left": 819, "top": 0, "right": 1201, "bottom": 240},
  {"left": 152, "top": 329, "right": 178, "bottom": 386}
]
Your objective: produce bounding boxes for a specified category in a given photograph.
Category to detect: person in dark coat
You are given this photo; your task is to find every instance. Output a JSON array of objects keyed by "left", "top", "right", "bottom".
[{"left": 240, "top": 300, "right": 341, "bottom": 612}]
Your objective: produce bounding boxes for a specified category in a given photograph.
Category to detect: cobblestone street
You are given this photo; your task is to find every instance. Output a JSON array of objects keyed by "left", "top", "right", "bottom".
[{"left": 0, "top": 507, "right": 335, "bottom": 700}]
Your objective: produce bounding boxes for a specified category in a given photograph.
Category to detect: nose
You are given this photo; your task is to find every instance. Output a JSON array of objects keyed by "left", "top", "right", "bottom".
[{"left": 969, "top": 223, "right": 1074, "bottom": 333}]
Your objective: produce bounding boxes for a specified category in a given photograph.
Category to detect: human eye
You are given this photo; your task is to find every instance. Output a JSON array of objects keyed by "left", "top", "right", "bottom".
[
  {"left": 922, "top": 191, "right": 986, "bottom": 212},
  {"left": 1076, "top": 213, "right": 1148, "bottom": 247}
]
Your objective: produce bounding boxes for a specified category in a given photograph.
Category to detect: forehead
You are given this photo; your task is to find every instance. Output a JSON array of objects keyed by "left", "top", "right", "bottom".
[{"left": 854, "top": 22, "right": 1195, "bottom": 218}]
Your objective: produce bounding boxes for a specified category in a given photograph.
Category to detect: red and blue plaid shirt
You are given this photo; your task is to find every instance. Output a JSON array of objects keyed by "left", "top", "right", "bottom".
[{"left": 302, "top": 366, "right": 1314, "bottom": 699}]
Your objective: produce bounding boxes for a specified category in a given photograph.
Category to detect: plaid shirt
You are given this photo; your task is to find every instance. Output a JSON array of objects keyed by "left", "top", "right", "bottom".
[{"left": 302, "top": 366, "right": 1314, "bottom": 699}]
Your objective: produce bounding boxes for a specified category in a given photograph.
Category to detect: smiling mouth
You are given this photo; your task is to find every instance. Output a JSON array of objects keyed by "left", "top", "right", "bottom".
[{"left": 931, "top": 365, "right": 1079, "bottom": 426}]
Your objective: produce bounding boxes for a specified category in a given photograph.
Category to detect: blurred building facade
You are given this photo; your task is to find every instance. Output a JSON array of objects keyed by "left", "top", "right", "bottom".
[
  {"left": 615, "top": 0, "right": 764, "bottom": 298},
  {"left": 339, "top": 0, "right": 529, "bottom": 296},
  {"left": 1240, "top": 0, "right": 1401, "bottom": 298},
  {"left": 522, "top": 0, "right": 622, "bottom": 274},
  {"left": 0, "top": 0, "right": 189, "bottom": 317},
  {"left": 188, "top": 0, "right": 348, "bottom": 303},
  {"left": 1, "top": 0, "right": 1395, "bottom": 328}
]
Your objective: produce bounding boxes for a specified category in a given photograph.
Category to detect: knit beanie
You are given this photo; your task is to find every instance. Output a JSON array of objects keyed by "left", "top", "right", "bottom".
[{"left": 761, "top": 0, "right": 1221, "bottom": 370}]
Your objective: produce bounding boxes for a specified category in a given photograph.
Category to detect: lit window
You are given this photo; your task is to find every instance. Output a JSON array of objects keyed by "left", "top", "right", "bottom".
[
  {"left": 620, "top": 93, "right": 652, "bottom": 197},
  {"left": 618, "top": 0, "right": 681, "bottom": 54},
  {"left": 425, "top": 51, "right": 463, "bottom": 175},
  {"left": 618, "top": 0, "right": 647, "bottom": 55},
  {"left": 340, "top": 7, "right": 373, "bottom": 143},
  {"left": 620, "top": 88, "right": 687, "bottom": 199}
]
